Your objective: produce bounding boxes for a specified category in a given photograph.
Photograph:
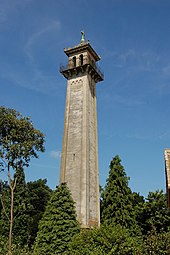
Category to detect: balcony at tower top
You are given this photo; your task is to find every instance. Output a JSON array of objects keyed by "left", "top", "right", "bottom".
[{"left": 60, "top": 56, "right": 104, "bottom": 82}]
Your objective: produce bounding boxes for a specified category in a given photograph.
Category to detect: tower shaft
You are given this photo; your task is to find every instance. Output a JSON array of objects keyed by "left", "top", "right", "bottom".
[
  {"left": 165, "top": 149, "right": 170, "bottom": 209},
  {"left": 60, "top": 39, "right": 103, "bottom": 227}
]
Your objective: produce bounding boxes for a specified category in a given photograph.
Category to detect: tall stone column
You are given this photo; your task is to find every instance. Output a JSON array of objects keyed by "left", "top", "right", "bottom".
[
  {"left": 165, "top": 149, "right": 170, "bottom": 209},
  {"left": 60, "top": 34, "right": 103, "bottom": 228}
]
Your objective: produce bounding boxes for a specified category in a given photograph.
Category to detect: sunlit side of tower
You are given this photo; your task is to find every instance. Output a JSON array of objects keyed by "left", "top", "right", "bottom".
[
  {"left": 59, "top": 33, "right": 103, "bottom": 228},
  {"left": 164, "top": 149, "right": 170, "bottom": 209}
]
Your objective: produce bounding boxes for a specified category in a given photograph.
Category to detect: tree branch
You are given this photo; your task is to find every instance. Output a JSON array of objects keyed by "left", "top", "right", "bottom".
[
  {"left": 7, "top": 163, "right": 12, "bottom": 190},
  {"left": 12, "top": 177, "right": 17, "bottom": 191}
]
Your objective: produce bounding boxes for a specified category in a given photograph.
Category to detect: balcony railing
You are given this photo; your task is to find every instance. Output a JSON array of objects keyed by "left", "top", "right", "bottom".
[
  {"left": 94, "top": 62, "right": 104, "bottom": 80},
  {"left": 60, "top": 61, "right": 104, "bottom": 80}
]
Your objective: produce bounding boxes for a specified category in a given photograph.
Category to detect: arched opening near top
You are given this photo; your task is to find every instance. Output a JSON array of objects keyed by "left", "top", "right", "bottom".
[
  {"left": 73, "top": 56, "right": 76, "bottom": 67},
  {"left": 80, "top": 54, "right": 83, "bottom": 66}
]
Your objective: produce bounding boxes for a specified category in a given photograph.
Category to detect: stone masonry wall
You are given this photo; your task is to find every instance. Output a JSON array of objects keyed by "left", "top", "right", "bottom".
[{"left": 60, "top": 74, "right": 100, "bottom": 227}]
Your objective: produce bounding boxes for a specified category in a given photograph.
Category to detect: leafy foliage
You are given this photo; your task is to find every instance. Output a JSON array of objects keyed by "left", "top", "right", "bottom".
[
  {"left": 68, "top": 224, "right": 144, "bottom": 255},
  {"left": 0, "top": 181, "right": 10, "bottom": 236},
  {"left": 0, "top": 180, "right": 8, "bottom": 214},
  {"left": 27, "top": 179, "right": 52, "bottom": 246},
  {"left": 0, "top": 115, "right": 170, "bottom": 255},
  {"left": 0, "top": 178, "right": 51, "bottom": 253},
  {"left": 138, "top": 190, "right": 170, "bottom": 235},
  {"left": 12, "top": 168, "right": 32, "bottom": 245},
  {"left": 34, "top": 183, "right": 80, "bottom": 254},
  {"left": 0, "top": 240, "right": 33, "bottom": 255},
  {"left": 144, "top": 228, "right": 170, "bottom": 254},
  {"left": 0, "top": 106, "right": 45, "bottom": 171},
  {"left": 0, "top": 106, "right": 45, "bottom": 252},
  {"left": 101, "top": 155, "right": 138, "bottom": 231},
  {"left": 0, "top": 168, "right": 32, "bottom": 245}
]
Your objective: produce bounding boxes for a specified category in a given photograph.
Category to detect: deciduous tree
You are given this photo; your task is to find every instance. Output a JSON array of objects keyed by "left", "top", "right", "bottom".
[
  {"left": 68, "top": 224, "right": 144, "bottom": 255},
  {"left": 27, "top": 179, "right": 52, "bottom": 246},
  {"left": 138, "top": 190, "right": 170, "bottom": 235},
  {"left": 0, "top": 106, "right": 45, "bottom": 254},
  {"left": 0, "top": 167, "right": 32, "bottom": 246},
  {"left": 144, "top": 228, "right": 170, "bottom": 254}
]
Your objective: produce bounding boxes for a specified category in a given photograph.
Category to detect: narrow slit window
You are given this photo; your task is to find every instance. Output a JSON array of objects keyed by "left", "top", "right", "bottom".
[
  {"left": 80, "top": 54, "right": 83, "bottom": 65},
  {"left": 73, "top": 56, "right": 76, "bottom": 67}
]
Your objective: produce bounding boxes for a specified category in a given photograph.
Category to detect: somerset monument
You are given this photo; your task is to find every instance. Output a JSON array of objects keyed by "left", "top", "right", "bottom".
[
  {"left": 165, "top": 149, "right": 170, "bottom": 209},
  {"left": 59, "top": 32, "right": 104, "bottom": 228}
]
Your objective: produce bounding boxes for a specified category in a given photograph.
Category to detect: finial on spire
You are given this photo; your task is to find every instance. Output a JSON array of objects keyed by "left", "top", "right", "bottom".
[{"left": 81, "top": 31, "right": 85, "bottom": 43}]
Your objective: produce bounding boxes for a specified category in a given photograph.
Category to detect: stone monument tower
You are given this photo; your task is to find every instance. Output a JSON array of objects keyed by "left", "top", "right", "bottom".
[
  {"left": 60, "top": 32, "right": 103, "bottom": 228},
  {"left": 165, "top": 149, "right": 170, "bottom": 209}
]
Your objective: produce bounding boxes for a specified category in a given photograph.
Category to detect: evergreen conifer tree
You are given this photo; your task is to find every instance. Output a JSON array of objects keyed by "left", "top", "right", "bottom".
[
  {"left": 101, "top": 155, "right": 137, "bottom": 230},
  {"left": 34, "top": 182, "right": 80, "bottom": 255}
]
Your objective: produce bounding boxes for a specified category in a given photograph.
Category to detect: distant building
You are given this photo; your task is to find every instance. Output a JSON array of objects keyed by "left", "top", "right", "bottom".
[
  {"left": 59, "top": 33, "right": 104, "bottom": 228},
  {"left": 164, "top": 149, "right": 170, "bottom": 208}
]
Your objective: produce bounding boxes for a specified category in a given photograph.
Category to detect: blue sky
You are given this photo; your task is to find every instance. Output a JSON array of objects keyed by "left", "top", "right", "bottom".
[{"left": 0, "top": 0, "right": 170, "bottom": 198}]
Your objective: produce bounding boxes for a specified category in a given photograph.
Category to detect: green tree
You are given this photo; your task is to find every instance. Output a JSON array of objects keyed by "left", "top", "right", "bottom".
[
  {"left": 68, "top": 224, "right": 144, "bottom": 255},
  {"left": 101, "top": 155, "right": 137, "bottom": 230},
  {"left": 132, "top": 192, "right": 145, "bottom": 228},
  {"left": 12, "top": 167, "right": 32, "bottom": 245},
  {"left": 0, "top": 167, "right": 32, "bottom": 246},
  {"left": 0, "top": 180, "right": 9, "bottom": 252},
  {"left": 0, "top": 106, "right": 45, "bottom": 253},
  {"left": 144, "top": 228, "right": 170, "bottom": 255},
  {"left": 0, "top": 180, "right": 8, "bottom": 216},
  {"left": 27, "top": 179, "right": 52, "bottom": 246},
  {"left": 139, "top": 190, "right": 170, "bottom": 235},
  {"left": 34, "top": 183, "right": 80, "bottom": 255}
]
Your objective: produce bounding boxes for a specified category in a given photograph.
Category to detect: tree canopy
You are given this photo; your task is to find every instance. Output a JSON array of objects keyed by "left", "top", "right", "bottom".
[
  {"left": 1, "top": 106, "right": 170, "bottom": 255},
  {"left": 34, "top": 183, "right": 80, "bottom": 255},
  {"left": 27, "top": 179, "right": 52, "bottom": 246},
  {"left": 101, "top": 155, "right": 137, "bottom": 230},
  {"left": 0, "top": 106, "right": 45, "bottom": 172},
  {"left": 68, "top": 224, "right": 144, "bottom": 255},
  {"left": 0, "top": 106, "right": 45, "bottom": 253},
  {"left": 138, "top": 190, "right": 170, "bottom": 235}
]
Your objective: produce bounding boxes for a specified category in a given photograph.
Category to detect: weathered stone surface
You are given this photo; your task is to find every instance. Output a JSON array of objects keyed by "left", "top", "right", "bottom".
[
  {"left": 60, "top": 40, "right": 103, "bottom": 228},
  {"left": 165, "top": 149, "right": 170, "bottom": 209}
]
